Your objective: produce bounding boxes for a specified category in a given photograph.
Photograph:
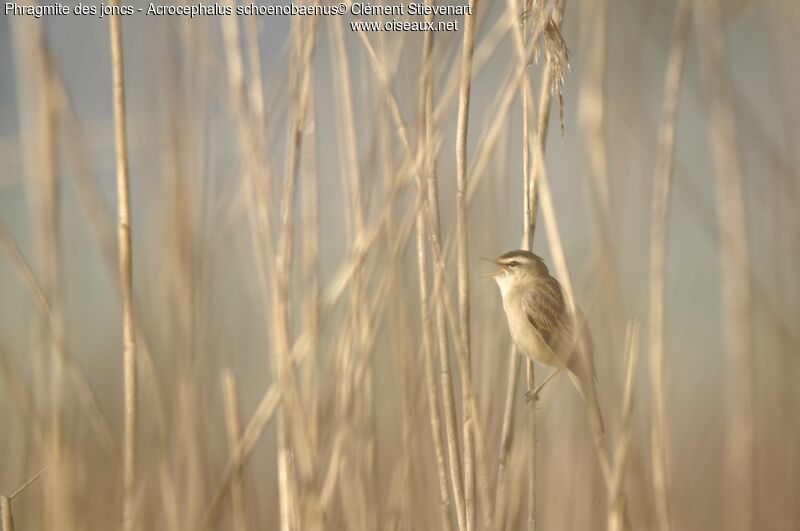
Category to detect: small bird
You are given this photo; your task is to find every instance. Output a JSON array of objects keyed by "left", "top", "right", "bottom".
[{"left": 485, "top": 250, "right": 604, "bottom": 436}]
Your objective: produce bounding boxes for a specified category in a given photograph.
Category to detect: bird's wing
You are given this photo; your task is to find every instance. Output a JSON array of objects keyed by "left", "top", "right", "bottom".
[
  {"left": 523, "top": 287, "right": 605, "bottom": 434},
  {"left": 520, "top": 282, "right": 571, "bottom": 354}
]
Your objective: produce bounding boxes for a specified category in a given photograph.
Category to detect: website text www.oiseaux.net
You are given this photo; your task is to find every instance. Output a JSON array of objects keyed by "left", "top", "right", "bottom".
[
  {"left": 348, "top": 2, "right": 469, "bottom": 31},
  {"left": 350, "top": 18, "right": 459, "bottom": 32}
]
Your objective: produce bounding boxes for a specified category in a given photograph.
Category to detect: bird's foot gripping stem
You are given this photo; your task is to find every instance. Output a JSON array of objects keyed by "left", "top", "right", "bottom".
[
  {"left": 524, "top": 388, "right": 540, "bottom": 404},
  {"left": 524, "top": 368, "right": 560, "bottom": 404}
]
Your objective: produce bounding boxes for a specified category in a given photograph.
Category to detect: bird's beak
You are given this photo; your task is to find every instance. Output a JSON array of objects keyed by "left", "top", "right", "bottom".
[{"left": 478, "top": 257, "right": 504, "bottom": 278}]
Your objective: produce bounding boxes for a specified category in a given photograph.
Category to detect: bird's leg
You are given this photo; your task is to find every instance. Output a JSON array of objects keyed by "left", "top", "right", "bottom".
[{"left": 525, "top": 368, "right": 561, "bottom": 403}]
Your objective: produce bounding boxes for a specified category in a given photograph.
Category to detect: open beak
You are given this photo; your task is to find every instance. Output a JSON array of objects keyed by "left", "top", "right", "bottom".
[{"left": 478, "top": 257, "right": 504, "bottom": 278}]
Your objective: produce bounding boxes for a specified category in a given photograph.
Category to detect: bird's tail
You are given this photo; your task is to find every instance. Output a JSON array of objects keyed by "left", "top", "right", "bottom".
[
  {"left": 567, "top": 311, "right": 605, "bottom": 437},
  {"left": 567, "top": 356, "right": 605, "bottom": 437}
]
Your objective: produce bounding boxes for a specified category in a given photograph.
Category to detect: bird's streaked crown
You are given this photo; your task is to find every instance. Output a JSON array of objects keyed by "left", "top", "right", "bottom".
[{"left": 495, "top": 250, "right": 548, "bottom": 273}]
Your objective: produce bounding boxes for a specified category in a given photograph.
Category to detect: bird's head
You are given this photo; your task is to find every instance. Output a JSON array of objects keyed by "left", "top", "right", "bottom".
[{"left": 481, "top": 250, "right": 549, "bottom": 297}]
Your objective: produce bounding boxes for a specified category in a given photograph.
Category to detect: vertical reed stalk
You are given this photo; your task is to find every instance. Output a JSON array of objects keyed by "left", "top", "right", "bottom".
[
  {"left": 577, "top": 0, "right": 612, "bottom": 218},
  {"left": 421, "top": 39, "right": 468, "bottom": 531},
  {"left": 431, "top": 119, "right": 469, "bottom": 531},
  {"left": 495, "top": 2, "right": 545, "bottom": 527},
  {"left": 527, "top": 1, "right": 617, "bottom": 484},
  {"left": 648, "top": 2, "right": 692, "bottom": 530},
  {"left": 429, "top": 245, "right": 493, "bottom": 530},
  {"left": 520, "top": 2, "right": 537, "bottom": 529},
  {"left": 329, "top": 18, "right": 375, "bottom": 528},
  {"left": 455, "top": 2, "right": 478, "bottom": 529},
  {"left": 45, "top": 63, "right": 168, "bottom": 451},
  {"left": 506, "top": 1, "right": 565, "bottom": 525},
  {"left": 578, "top": 0, "right": 624, "bottom": 356},
  {"left": 273, "top": 16, "right": 318, "bottom": 530},
  {"left": 531, "top": 66, "right": 614, "bottom": 492},
  {"left": 418, "top": 11, "right": 454, "bottom": 530},
  {"left": 221, "top": 11, "right": 316, "bottom": 521},
  {"left": 11, "top": 20, "right": 70, "bottom": 530},
  {"left": 493, "top": 342, "right": 519, "bottom": 529},
  {"left": 0, "top": 496, "right": 13, "bottom": 531},
  {"left": 31, "top": 33, "right": 64, "bottom": 531},
  {"left": 222, "top": 370, "right": 248, "bottom": 531},
  {"left": 533, "top": 121, "right": 612, "bottom": 482},
  {"left": 300, "top": 66, "right": 321, "bottom": 511},
  {"left": 696, "top": 1, "right": 755, "bottom": 530},
  {"left": 607, "top": 323, "right": 640, "bottom": 531},
  {"left": 108, "top": 4, "right": 136, "bottom": 529}
]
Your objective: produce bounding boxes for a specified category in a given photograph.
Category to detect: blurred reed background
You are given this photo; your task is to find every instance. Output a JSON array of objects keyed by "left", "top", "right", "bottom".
[{"left": 0, "top": 0, "right": 799, "bottom": 529}]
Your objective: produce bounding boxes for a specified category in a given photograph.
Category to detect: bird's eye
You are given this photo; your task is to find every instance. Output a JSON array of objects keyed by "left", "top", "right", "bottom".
[{"left": 508, "top": 261, "right": 519, "bottom": 268}]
